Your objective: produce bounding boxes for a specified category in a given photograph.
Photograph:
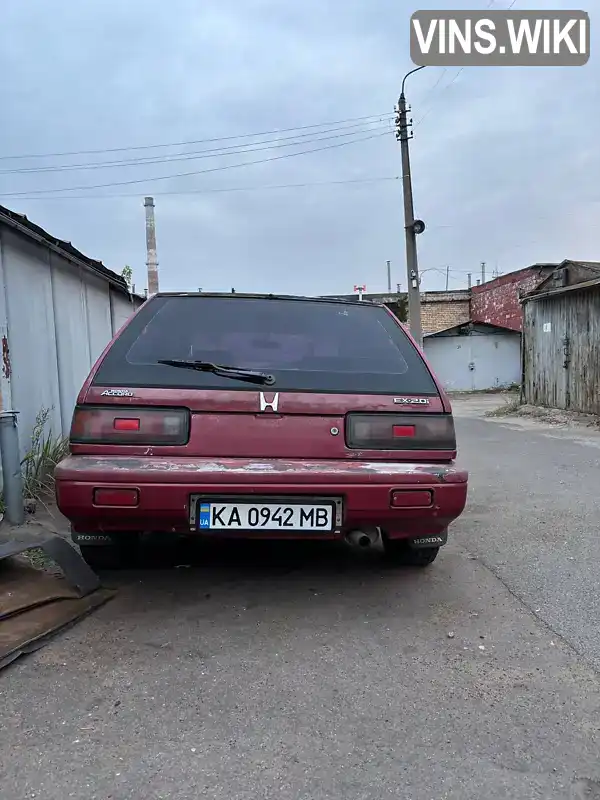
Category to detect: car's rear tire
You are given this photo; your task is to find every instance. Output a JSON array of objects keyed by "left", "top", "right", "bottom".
[
  {"left": 383, "top": 538, "right": 440, "bottom": 567},
  {"left": 78, "top": 534, "right": 140, "bottom": 571}
]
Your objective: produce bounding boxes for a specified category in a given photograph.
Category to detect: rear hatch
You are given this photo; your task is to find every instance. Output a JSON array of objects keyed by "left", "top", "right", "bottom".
[{"left": 74, "top": 294, "right": 455, "bottom": 462}]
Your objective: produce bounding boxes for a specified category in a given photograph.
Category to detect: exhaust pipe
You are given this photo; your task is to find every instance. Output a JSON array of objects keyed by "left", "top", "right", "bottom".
[{"left": 345, "top": 528, "right": 379, "bottom": 549}]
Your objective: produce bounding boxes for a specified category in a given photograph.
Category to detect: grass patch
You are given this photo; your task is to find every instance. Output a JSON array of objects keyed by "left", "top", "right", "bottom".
[
  {"left": 20, "top": 407, "right": 69, "bottom": 504},
  {"left": 0, "top": 407, "right": 68, "bottom": 520}
]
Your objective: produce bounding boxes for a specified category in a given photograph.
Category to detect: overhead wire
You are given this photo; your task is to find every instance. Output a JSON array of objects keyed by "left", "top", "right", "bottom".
[
  {"left": 0, "top": 129, "right": 394, "bottom": 198},
  {"left": 8, "top": 175, "right": 402, "bottom": 201},
  {"left": 0, "top": 112, "right": 395, "bottom": 162},
  {"left": 413, "top": 0, "right": 517, "bottom": 127},
  {"left": 0, "top": 119, "right": 394, "bottom": 176}
]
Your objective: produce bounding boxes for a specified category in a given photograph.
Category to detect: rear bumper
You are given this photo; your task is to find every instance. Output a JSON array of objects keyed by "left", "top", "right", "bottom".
[{"left": 55, "top": 455, "right": 468, "bottom": 539}]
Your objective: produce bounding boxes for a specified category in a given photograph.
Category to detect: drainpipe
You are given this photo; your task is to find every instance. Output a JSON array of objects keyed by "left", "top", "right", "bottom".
[
  {"left": 0, "top": 231, "right": 23, "bottom": 524},
  {"left": 0, "top": 411, "right": 24, "bottom": 524}
]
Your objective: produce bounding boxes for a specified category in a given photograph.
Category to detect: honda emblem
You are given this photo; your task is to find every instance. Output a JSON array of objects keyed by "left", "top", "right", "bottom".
[{"left": 259, "top": 392, "right": 280, "bottom": 412}]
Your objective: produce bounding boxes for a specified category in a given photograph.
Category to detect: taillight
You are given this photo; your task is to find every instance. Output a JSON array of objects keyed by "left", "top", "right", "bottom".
[
  {"left": 114, "top": 418, "right": 140, "bottom": 432},
  {"left": 345, "top": 413, "right": 456, "bottom": 451},
  {"left": 70, "top": 406, "right": 189, "bottom": 445}
]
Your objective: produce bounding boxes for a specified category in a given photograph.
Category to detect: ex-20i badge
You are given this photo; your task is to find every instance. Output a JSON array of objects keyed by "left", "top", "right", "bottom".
[{"left": 393, "top": 397, "right": 430, "bottom": 405}]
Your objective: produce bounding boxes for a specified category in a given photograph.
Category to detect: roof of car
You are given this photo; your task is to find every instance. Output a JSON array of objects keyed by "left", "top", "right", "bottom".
[{"left": 152, "top": 292, "right": 386, "bottom": 308}]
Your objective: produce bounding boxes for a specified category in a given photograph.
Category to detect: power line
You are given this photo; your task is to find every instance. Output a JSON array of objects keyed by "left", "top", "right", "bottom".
[
  {"left": 413, "top": 0, "right": 517, "bottom": 127},
  {"left": 423, "top": 68, "right": 447, "bottom": 99},
  {"left": 0, "top": 120, "right": 393, "bottom": 176},
  {"left": 9, "top": 175, "right": 401, "bottom": 201},
  {"left": 0, "top": 130, "right": 392, "bottom": 198},
  {"left": 414, "top": 70, "right": 464, "bottom": 127},
  {"left": 0, "top": 112, "right": 394, "bottom": 162}
]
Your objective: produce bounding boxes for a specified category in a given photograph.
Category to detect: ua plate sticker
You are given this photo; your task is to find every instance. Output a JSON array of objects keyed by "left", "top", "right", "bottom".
[{"left": 199, "top": 503, "right": 211, "bottom": 529}]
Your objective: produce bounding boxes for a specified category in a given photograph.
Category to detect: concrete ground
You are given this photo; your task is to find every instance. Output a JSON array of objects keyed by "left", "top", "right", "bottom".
[{"left": 2, "top": 393, "right": 600, "bottom": 800}]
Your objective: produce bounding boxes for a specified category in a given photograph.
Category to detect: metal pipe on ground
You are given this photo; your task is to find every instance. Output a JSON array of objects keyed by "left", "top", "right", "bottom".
[{"left": 0, "top": 411, "right": 24, "bottom": 525}]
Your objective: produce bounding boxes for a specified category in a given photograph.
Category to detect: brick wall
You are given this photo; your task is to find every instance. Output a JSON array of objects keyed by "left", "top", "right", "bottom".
[
  {"left": 410, "top": 290, "right": 470, "bottom": 334},
  {"left": 471, "top": 267, "right": 553, "bottom": 331},
  {"left": 323, "top": 291, "right": 467, "bottom": 332},
  {"left": 325, "top": 265, "right": 580, "bottom": 336}
]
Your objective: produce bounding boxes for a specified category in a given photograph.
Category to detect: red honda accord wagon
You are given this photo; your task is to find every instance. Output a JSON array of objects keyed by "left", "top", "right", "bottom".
[{"left": 55, "top": 292, "right": 468, "bottom": 569}]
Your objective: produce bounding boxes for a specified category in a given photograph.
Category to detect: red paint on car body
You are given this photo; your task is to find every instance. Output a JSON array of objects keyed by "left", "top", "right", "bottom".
[{"left": 55, "top": 293, "right": 468, "bottom": 543}]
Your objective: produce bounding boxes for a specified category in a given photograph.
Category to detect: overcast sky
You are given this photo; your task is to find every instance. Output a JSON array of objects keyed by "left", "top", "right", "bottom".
[{"left": 0, "top": 0, "right": 597, "bottom": 295}]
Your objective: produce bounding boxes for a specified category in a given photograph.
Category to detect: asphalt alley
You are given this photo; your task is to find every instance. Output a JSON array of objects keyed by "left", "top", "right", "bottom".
[
  {"left": 1, "top": 394, "right": 599, "bottom": 800},
  {"left": 453, "top": 394, "right": 600, "bottom": 672}
]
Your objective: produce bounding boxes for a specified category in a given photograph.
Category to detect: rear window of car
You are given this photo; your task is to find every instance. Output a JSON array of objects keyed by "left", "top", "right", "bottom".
[{"left": 93, "top": 295, "right": 439, "bottom": 395}]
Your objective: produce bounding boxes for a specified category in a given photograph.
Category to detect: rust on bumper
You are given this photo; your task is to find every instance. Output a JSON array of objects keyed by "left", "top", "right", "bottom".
[
  {"left": 56, "top": 455, "right": 467, "bottom": 483},
  {"left": 55, "top": 455, "right": 468, "bottom": 539}
]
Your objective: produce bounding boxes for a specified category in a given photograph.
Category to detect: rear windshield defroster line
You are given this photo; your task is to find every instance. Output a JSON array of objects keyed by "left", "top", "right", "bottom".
[{"left": 92, "top": 295, "right": 439, "bottom": 395}]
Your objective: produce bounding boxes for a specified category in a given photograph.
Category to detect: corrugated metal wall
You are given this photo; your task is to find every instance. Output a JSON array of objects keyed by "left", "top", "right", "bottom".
[
  {"left": 523, "top": 287, "right": 600, "bottom": 414},
  {"left": 0, "top": 225, "right": 142, "bottom": 458}
]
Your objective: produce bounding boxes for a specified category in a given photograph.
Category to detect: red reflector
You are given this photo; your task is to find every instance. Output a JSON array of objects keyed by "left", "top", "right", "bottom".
[
  {"left": 93, "top": 488, "right": 139, "bottom": 507},
  {"left": 391, "top": 490, "right": 433, "bottom": 508},
  {"left": 392, "top": 425, "right": 416, "bottom": 437},
  {"left": 114, "top": 418, "right": 140, "bottom": 431}
]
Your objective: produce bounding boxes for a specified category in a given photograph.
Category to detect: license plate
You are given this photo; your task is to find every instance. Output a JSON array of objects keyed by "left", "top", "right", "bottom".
[{"left": 197, "top": 501, "right": 334, "bottom": 532}]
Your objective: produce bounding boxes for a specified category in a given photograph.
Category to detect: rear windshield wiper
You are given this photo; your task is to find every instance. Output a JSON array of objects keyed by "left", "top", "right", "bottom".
[{"left": 157, "top": 359, "right": 276, "bottom": 386}]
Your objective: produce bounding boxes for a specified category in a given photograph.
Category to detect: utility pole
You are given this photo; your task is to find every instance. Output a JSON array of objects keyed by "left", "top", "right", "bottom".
[
  {"left": 480, "top": 261, "right": 486, "bottom": 286},
  {"left": 386, "top": 260, "right": 392, "bottom": 293},
  {"left": 445, "top": 265, "right": 450, "bottom": 291},
  {"left": 144, "top": 196, "right": 159, "bottom": 295},
  {"left": 396, "top": 66, "right": 427, "bottom": 347}
]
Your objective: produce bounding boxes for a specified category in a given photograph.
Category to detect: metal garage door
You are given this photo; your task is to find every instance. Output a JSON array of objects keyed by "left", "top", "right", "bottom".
[{"left": 424, "top": 329, "right": 521, "bottom": 392}]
